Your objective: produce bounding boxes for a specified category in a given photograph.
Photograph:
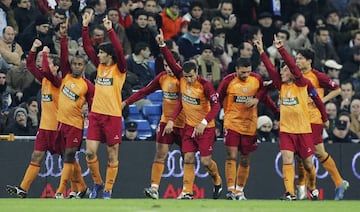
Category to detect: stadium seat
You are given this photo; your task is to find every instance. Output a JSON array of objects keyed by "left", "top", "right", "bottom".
[
  {"left": 131, "top": 119, "right": 153, "bottom": 140},
  {"left": 142, "top": 104, "right": 162, "bottom": 126},
  {"left": 147, "top": 90, "right": 163, "bottom": 105},
  {"left": 128, "top": 104, "right": 143, "bottom": 119}
]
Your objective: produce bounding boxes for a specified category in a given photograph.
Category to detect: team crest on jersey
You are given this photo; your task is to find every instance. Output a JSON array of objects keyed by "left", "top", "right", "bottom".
[
  {"left": 168, "top": 83, "right": 173, "bottom": 89},
  {"left": 242, "top": 87, "right": 248, "bottom": 93},
  {"left": 70, "top": 83, "right": 76, "bottom": 89},
  {"left": 287, "top": 91, "right": 291, "bottom": 97},
  {"left": 187, "top": 89, "right": 192, "bottom": 95}
]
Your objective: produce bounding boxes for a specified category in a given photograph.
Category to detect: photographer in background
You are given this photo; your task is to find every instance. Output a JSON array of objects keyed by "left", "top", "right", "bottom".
[{"left": 326, "top": 112, "right": 358, "bottom": 143}]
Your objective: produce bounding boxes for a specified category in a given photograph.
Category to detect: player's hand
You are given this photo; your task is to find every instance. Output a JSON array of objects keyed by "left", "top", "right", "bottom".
[
  {"left": 193, "top": 123, "right": 206, "bottom": 137},
  {"left": 155, "top": 29, "right": 165, "bottom": 46},
  {"left": 32, "top": 39, "right": 42, "bottom": 49},
  {"left": 162, "top": 120, "right": 174, "bottom": 136},
  {"left": 121, "top": 101, "right": 126, "bottom": 110},
  {"left": 82, "top": 9, "right": 93, "bottom": 27},
  {"left": 103, "top": 15, "right": 112, "bottom": 30},
  {"left": 42, "top": 46, "right": 50, "bottom": 53},
  {"left": 245, "top": 98, "right": 259, "bottom": 108},
  {"left": 273, "top": 34, "right": 283, "bottom": 49},
  {"left": 253, "top": 39, "right": 264, "bottom": 53}
]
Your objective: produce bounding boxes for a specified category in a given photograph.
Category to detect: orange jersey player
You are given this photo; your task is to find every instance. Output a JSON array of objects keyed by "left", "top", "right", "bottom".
[
  {"left": 163, "top": 59, "right": 223, "bottom": 200},
  {"left": 122, "top": 42, "right": 184, "bottom": 199},
  {"left": 254, "top": 36, "right": 328, "bottom": 201},
  {"left": 82, "top": 11, "right": 127, "bottom": 199},
  {"left": 6, "top": 39, "right": 61, "bottom": 198},
  {"left": 52, "top": 21, "right": 95, "bottom": 199},
  {"left": 217, "top": 57, "right": 278, "bottom": 200},
  {"left": 294, "top": 48, "right": 349, "bottom": 200}
]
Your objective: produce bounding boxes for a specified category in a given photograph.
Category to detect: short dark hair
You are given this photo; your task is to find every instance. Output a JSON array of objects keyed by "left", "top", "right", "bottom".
[
  {"left": 315, "top": 26, "right": 329, "bottom": 36},
  {"left": 134, "top": 9, "right": 148, "bottom": 20},
  {"left": 277, "top": 29, "right": 290, "bottom": 40},
  {"left": 133, "top": 42, "right": 150, "bottom": 55},
  {"left": 98, "top": 42, "right": 116, "bottom": 60},
  {"left": 48, "top": 54, "right": 61, "bottom": 67},
  {"left": 296, "top": 48, "right": 315, "bottom": 62},
  {"left": 235, "top": 57, "right": 252, "bottom": 68},
  {"left": 182, "top": 61, "right": 197, "bottom": 73},
  {"left": 188, "top": 20, "right": 202, "bottom": 31}
]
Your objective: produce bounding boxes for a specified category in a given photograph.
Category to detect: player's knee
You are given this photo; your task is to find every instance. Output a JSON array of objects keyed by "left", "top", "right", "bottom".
[
  {"left": 86, "top": 151, "right": 96, "bottom": 160},
  {"left": 31, "top": 151, "right": 45, "bottom": 163},
  {"left": 154, "top": 151, "right": 167, "bottom": 161}
]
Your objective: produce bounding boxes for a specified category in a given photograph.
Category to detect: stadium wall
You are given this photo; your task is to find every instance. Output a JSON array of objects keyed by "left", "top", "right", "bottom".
[{"left": 0, "top": 141, "right": 359, "bottom": 200}]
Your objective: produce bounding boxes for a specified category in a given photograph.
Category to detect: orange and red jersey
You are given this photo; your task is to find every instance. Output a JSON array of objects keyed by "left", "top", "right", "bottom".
[
  {"left": 218, "top": 72, "right": 274, "bottom": 135},
  {"left": 260, "top": 47, "right": 328, "bottom": 134},
  {"left": 26, "top": 51, "right": 61, "bottom": 131},
  {"left": 82, "top": 27, "right": 127, "bottom": 117},
  {"left": 303, "top": 70, "right": 339, "bottom": 124},
  {"left": 124, "top": 72, "right": 185, "bottom": 128},
  {"left": 57, "top": 74, "right": 94, "bottom": 129}
]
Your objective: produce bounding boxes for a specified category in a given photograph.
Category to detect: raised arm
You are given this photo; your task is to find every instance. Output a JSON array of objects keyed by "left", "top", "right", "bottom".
[
  {"left": 41, "top": 47, "right": 62, "bottom": 88},
  {"left": 123, "top": 73, "right": 162, "bottom": 106},
  {"left": 156, "top": 29, "right": 182, "bottom": 79},
  {"left": 103, "top": 15, "right": 127, "bottom": 72},
  {"left": 60, "top": 20, "right": 71, "bottom": 76},
  {"left": 82, "top": 10, "right": 99, "bottom": 66},
  {"left": 26, "top": 39, "right": 44, "bottom": 82},
  {"left": 254, "top": 38, "right": 281, "bottom": 89}
]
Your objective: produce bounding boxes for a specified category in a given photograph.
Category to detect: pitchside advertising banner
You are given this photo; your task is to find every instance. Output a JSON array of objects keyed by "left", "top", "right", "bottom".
[{"left": 0, "top": 141, "right": 359, "bottom": 200}]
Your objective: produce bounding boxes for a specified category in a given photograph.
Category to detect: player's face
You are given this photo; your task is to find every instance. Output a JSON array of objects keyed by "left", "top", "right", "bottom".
[
  {"left": 48, "top": 58, "right": 59, "bottom": 75},
  {"left": 236, "top": 66, "right": 251, "bottom": 81},
  {"left": 163, "top": 60, "right": 174, "bottom": 76},
  {"left": 183, "top": 69, "right": 197, "bottom": 85},
  {"left": 71, "top": 57, "right": 86, "bottom": 77},
  {"left": 295, "top": 53, "right": 311, "bottom": 71},
  {"left": 280, "top": 65, "right": 293, "bottom": 83},
  {"left": 97, "top": 50, "right": 111, "bottom": 64}
]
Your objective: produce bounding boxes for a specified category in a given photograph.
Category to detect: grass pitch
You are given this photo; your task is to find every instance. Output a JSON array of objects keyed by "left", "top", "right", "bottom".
[{"left": 0, "top": 199, "right": 359, "bottom": 212}]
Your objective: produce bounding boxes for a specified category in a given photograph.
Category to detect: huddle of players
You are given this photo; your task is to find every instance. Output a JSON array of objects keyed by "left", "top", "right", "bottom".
[{"left": 6, "top": 11, "right": 349, "bottom": 200}]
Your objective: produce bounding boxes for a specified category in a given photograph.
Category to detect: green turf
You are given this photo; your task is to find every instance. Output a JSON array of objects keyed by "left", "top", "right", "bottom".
[{"left": 0, "top": 199, "right": 359, "bottom": 212}]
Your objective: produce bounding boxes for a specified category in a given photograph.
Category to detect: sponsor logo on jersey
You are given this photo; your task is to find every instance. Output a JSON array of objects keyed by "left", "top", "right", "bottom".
[
  {"left": 182, "top": 94, "right": 200, "bottom": 105},
  {"left": 62, "top": 85, "right": 79, "bottom": 101},
  {"left": 233, "top": 95, "right": 254, "bottom": 103},
  {"left": 96, "top": 77, "right": 113, "bottom": 86},
  {"left": 42, "top": 94, "right": 53, "bottom": 102},
  {"left": 163, "top": 91, "right": 178, "bottom": 100},
  {"left": 281, "top": 97, "right": 299, "bottom": 106}
]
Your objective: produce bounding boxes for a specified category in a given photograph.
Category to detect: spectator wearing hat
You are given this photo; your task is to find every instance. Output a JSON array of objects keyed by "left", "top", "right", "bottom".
[
  {"left": 257, "top": 12, "right": 277, "bottom": 49},
  {"left": 17, "top": 15, "right": 56, "bottom": 54},
  {"left": 160, "top": 0, "right": 182, "bottom": 40},
  {"left": 256, "top": 115, "right": 276, "bottom": 143},
  {"left": 324, "top": 59, "right": 342, "bottom": 85},
  {"left": 4, "top": 107, "right": 37, "bottom": 136},
  {"left": 123, "top": 121, "right": 138, "bottom": 141},
  {"left": 196, "top": 44, "right": 222, "bottom": 89}
]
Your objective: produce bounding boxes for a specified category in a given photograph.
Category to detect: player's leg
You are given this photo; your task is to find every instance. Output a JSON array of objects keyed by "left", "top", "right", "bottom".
[
  {"left": 224, "top": 129, "right": 239, "bottom": 200},
  {"left": 295, "top": 157, "right": 307, "bottom": 200},
  {"left": 103, "top": 143, "right": 119, "bottom": 199},
  {"left": 86, "top": 139, "right": 103, "bottom": 198},
  {"left": 235, "top": 154, "right": 250, "bottom": 200},
  {"left": 178, "top": 152, "right": 195, "bottom": 199},
  {"left": 315, "top": 143, "right": 349, "bottom": 200},
  {"left": 303, "top": 155, "right": 319, "bottom": 200},
  {"left": 280, "top": 150, "right": 296, "bottom": 200}
]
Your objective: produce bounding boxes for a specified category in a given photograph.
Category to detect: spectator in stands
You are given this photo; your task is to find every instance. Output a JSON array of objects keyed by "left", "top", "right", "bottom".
[
  {"left": 118, "top": 0, "right": 133, "bottom": 29},
  {"left": 56, "top": 0, "right": 78, "bottom": 27},
  {"left": 336, "top": 80, "right": 356, "bottom": 113},
  {"left": 4, "top": 107, "right": 37, "bottom": 136},
  {"left": 211, "top": 16, "right": 225, "bottom": 31},
  {"left": 177, "top": 20, "right": 203, "bottom": 61},
  {"left": 196, "top": 44, "right": 222, "bottom": 89},
  {"left": 126, "top": 42, "right": 154, "bottom": 89},
  {"left": 199, "top": 19, "right": 212, "bottom": 44},
  {"left": 0, "top": 26, "right": 24, "bottom": 67},
  {"left": 87, "top": 0, "right": 107, "bottom": 26},
  {"left": 227, "top": 41, "right": 253, "bottom": 74},
  {"left": 126, "top": 9, "right": 158, "bottom": 56},
  {"left": 350, "top": 98, "right": 360, "bottom": 139},
  {"left": 160, "top": 0, "right": 182, "bottom": 40},
  {"left": 267, "top": 29, "right": 291, "bottom": 65},
  {"left": 122, "top": 121, "right": 138, "bottom": 141},
  {"left": 23, "top": 96, "right": 39, "bottom": 131},
  {"left": 143, "top": 0, "right": 162, "bottom": 28},
  {"left": 340, "top": 31, "right": 360, "bottom": 63},
  {"left": 14, "top": 0, "right": 39, "bottom": 34},
  {"left": 340, "top": 46, "right": 360, "bottom": 82},
  {"left": 282, "top": 13, "right": 312, "bottom": 51},
  {"left": 0, "top": 0, "right": 18, "bottom": 37},
  {"left": 69, "top": 6, "right": 95, "bottom": 41},
  {"left": 107, "top": 7, "right": 132, "bottom": 56},
  {"left": 53, "top": 23, "right": 79, "bottom": 57},
  {"left": 327, "top": 111, "right": 358, "bottom": 143},
  {"left": 326, "top": 102, "right": 338, "bottom": 135},
  {"left": 324, "top": 59, "right": 342, "bottom": 85},
  {"left": 17, "top": 15, "right": 56, "bottom": 54},
  {"left": 256, "top": 115, "right": 276, "bottom": 143},
  {"left": 182, "top": 1, "right": 204, "bottom": 23},
  {"left": 0, "top": 69, "right": 11, "bottom": 111},
  {"left": 312, "top": 27, "right": 340, "bottom": 71},
  {"left": 257, "top": 12, "right": 277, "bottom": 49}
]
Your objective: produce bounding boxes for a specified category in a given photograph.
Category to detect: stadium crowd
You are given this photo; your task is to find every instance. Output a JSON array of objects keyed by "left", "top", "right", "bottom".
[{"left": 0, "top": 0, "right": 357, "bottom": 200}]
